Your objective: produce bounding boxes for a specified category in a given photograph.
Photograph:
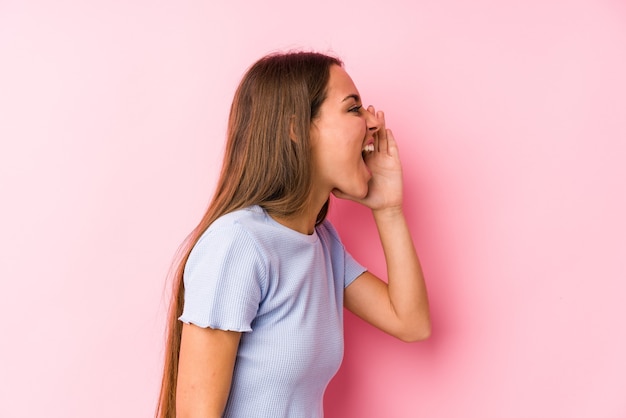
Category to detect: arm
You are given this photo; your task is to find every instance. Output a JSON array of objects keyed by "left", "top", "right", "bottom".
[
  {"left": 344, "top": 210, "right": 430, "bottom": 342},
  {"left": 176, "top": 323, "right": 241, "bottom": 417},
  {"left": 339, "top": 107, "right": 430, "bottom": 342}
]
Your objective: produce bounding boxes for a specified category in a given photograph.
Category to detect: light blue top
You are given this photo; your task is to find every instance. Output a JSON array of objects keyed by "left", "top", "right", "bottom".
[{"left": 179, "top": 205, "right": 366, "bottom": 418}]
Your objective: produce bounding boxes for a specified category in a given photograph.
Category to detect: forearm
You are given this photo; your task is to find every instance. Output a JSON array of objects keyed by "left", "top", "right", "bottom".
[{"left": 373, "top": 206, "right": 430, "bottom": 340}]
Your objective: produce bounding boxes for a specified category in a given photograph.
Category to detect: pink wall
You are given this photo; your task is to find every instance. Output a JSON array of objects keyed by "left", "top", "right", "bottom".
[{"left": 1, "top": 1, "right": 625, "bottom": 417}]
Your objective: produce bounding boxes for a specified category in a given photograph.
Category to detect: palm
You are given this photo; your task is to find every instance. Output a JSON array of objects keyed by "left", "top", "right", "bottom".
[
  {"left": 362, "top": 136, "right": 403, "bottom": 210},
  {"left": 334, "top": 108, "right": 404, "bottom": 211}
]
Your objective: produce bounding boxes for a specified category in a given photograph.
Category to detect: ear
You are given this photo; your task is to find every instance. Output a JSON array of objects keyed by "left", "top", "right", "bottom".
[
  {"left": 289, "top": 115, "right": 298, "bottom": 143},
  {"left": 290, "top": 115, "right": 319, "bottom": 145}
]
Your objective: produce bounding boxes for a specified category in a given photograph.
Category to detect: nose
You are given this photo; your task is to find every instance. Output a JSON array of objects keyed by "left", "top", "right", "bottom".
[{"left": 365, "top": 107, "right": 381, "bottom": 133}]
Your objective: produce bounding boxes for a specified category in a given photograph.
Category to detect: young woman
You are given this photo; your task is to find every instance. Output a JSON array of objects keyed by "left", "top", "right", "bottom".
[{"left": 156, "top": 51, "right": 430, "bottom": 418}]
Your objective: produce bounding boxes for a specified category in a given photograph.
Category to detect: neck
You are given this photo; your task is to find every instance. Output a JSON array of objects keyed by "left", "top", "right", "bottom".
[{"left": 270, "top": 188, "right": 329, "bottom": 235}]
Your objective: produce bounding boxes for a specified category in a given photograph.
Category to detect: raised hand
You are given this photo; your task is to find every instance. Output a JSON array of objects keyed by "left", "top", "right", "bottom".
[{"left": 334, "top": 106, "right": 404, "bottom": 213}]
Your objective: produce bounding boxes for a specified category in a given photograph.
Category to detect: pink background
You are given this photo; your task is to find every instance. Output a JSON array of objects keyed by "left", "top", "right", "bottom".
[{"left": 1, "top": 1, "right": 625, "bottom": 417}]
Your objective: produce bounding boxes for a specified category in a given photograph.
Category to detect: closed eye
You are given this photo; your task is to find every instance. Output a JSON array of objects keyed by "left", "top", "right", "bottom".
[{"left": 349, "top": 105, "right": 363, "bottom": 113}]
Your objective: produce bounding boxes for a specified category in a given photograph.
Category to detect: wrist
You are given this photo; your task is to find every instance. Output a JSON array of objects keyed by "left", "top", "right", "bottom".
[{"left": 372, "top": 205, "right": 404, "bottom": 221}]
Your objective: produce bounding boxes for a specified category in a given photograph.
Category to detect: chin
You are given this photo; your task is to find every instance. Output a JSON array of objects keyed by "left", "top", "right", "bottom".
[
  {"left": 353, "top": 184, "right": 369, "bottom": 199},
  {"left": 336, "top": 177, "right": 370, "bottom": 200},
  {"left": 335, "top": 184, "right": 368, "bottom": 200}
]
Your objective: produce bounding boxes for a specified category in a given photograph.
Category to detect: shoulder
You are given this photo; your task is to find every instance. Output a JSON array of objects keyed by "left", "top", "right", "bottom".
[
  {"left": 186, "top": 206, "right": 269, "bottom": 288},
  {"left": 199, "top": 206, "right": 267, "bottom": 243},
  {"left": 208, "top": 205, "right": 265, "bottom": 231},
  {"left": 316, "top": 219, "right": 345, "bottom": 248},
  {"left": 191, "top": 206, "right": 269, "bottom": 266}
]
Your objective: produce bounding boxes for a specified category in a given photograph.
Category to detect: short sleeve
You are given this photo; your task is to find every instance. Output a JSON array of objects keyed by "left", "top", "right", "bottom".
[
  {"left": 343, "top": 249, "right": 366, "bottom": 288},
  {"left": 179, "top": 224, "right": 266, "bottom": 332},
  {"left": 319, "top": 220, "right": 367, "bottom": 288}
]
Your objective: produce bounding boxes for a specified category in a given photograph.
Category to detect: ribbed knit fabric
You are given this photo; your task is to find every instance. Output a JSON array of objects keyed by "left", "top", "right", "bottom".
[{"left": 179, "top": 205, "right": 366, "bottom": 418}]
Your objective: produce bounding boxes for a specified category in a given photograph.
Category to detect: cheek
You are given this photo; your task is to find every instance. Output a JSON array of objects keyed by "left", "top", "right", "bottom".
[
  {"left": 316, "top": 117, "right": 366, "bottom": 151},
  {"left": 353, "top": 118, "right": 367, "bottom": 138}
]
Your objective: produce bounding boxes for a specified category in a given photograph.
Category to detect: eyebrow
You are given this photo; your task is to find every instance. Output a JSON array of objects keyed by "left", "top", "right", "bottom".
[{"left": 342, "top": 94, "right": 361, "bottom": 103}]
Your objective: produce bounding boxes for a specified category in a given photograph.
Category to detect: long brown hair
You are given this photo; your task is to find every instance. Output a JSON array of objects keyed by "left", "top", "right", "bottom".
[{"left": 156, "top": 51, "right": 342, "bottom": 418}]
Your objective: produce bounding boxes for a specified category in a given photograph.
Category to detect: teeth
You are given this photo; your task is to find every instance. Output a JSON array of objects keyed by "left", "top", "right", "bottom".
[{"left": 362, "top": 143, "right": 374, "bottom": 153}]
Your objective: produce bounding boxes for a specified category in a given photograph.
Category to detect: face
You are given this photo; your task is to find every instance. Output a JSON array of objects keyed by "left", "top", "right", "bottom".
[{"left": 310, "top": 65, "right": 380, "bottom": 200}]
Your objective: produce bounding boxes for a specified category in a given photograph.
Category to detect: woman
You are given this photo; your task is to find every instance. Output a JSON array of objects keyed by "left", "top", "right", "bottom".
[{"left": 156, "top": 51, "right": 430, "bottom": 418}]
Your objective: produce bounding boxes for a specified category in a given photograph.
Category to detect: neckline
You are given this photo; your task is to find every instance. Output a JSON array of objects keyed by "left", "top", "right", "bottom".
[{"left": 254, "top": 206, "right": 319, "bottom": 244}]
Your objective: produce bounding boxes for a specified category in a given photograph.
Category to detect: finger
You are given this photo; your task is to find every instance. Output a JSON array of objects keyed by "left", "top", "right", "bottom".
[
  {"left": 377, "top": 111, "right": 388, "bottom": 154},
  {"left": 377, "top": 109, "right": 385, "bottom": 127},
  {"left": 386, "top": 128, "right": 398, "bottom": 157},
  {"left": 367, "top": 105, "right": 380, "bottom": 151}
]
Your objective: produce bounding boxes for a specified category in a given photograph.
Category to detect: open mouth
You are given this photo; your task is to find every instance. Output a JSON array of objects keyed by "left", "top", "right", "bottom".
[{"left": 361, "top": 143, "right": 374, "bottom": 159}]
